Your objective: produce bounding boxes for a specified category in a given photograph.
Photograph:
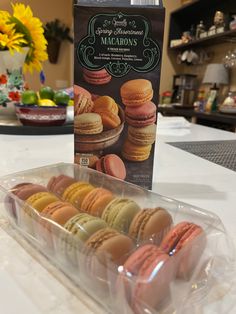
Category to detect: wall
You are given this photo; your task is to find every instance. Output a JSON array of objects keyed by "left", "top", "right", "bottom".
[
  {"left": 161, "top": 1, "right": 236, "bottom": 97},
  {"left": 1, "top": 0, "right": 73, "bottom": 91},
  {"left": 160, "top": 0, "right": 182, "bottom": 94},
  {"left": 181, "top": 44, "right": 236, "bottom": 96}
]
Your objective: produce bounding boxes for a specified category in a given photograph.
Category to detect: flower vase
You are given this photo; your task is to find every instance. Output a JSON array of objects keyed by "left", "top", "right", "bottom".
[{"left": 0, "top": 47, "right": 29, "bottom": 119}]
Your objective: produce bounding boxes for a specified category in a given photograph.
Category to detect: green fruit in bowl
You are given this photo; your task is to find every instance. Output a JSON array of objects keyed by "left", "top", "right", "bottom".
[
  {"left": 54, "top": 91, "right": 70, "bottom": 106},
  {"left": 39, "top": 86, "right": 55, "bottom": 100},
  {"left": 21, "top": 90, "right": 38, "bottom": 105}
]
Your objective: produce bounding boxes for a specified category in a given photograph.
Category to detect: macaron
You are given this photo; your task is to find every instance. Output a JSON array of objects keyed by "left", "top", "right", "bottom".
[
  {"left": 5, "top": 183, "right": 45, "bottom": 221},
  {"left": 41, "top": 201, "right": 79, "bottom": 226},
  {"left": 74, "top": 85, "right": 91, "bottom": 99},
  {"left": 93, "top": 96, "right": 119, "bottom": 115},
  {"left": 120, "top": 79, "right": 153, "bottom": 107},
  {"left": 75, "top": 94, "right": 94, "bottom": 115},
  {"left": 74, "top": 113, "right": 103, "bottom": 135},
  {"left": 160, "top": 222, "right": 206, "bottom": 278},
  {"left": 129, "top": 207, "right": 173, "bottom": 244},
  {"left": 12, "top": 183, "right": 48, "bottom": 201},
  {"left": 125, "top": 101, "right": 157, "bottom": 127},
  {"left": 81, "top": 188, "right": 114, "bottom": 217},
  {"left": 64, "top": 213, "right": 107, "bottom": 243},
  {"left": 25, "top": 192, "right": 59, "bottom": 213},
  {"left": 102, "top": 198, "right": 140, "bottom": 233},
  {"left": 122, "top": 139, "right": 152, "bottom": 162},
  {"left": 96, "top": 154, "right": 126, "bottom": 180},
  {"left": 47, "top": 175, "right": 76, "bottom": 197},
  {"left": 96, "top": 111, "right": 121, "bottom": 130},
  {"left": 93, "top": 96, "right": 121, "bottom": 130},
  {"left": 85, "top": 228, "right": 134, "bottom": 265},
  {"left": 62, "top": 182, "right": 94, "bottom": 210},
  {"left": 128, "top": 125, "right": 157, "bottom": 146},
  {"left": 118, "top": 244, "right": 174, "bottom": 312},
  {"left": 83, "top": 68, "right": 112, "bottom": 85}
]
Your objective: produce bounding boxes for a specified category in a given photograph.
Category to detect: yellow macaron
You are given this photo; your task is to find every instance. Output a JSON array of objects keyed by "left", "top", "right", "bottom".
[
  {"left": 62, "top": 182, "right": 94, "bottom": 209},
  {"left": 122, "top": 139, "right": 152, "bottom": 161},
  {"left": 26, "top": 192, "right": 59, "bottom": 213}
]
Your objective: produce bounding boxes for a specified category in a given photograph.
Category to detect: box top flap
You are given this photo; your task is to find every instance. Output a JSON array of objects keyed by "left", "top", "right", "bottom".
[{"left": 75, "top": 0, "right": 163, "bottom": 8}]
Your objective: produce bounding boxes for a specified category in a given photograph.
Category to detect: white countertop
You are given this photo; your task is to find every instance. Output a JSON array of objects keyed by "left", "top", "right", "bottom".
[{"left": 0, "top": 122, "right": 236, "bottom": 313}]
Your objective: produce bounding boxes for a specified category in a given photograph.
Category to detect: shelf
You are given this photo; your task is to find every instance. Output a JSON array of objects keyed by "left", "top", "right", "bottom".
[
  {"left": 170, "top": 29, "right": 236, "bottom": 50},
  {"left": 169, "top": 0, "right": 236, "bottom": 51}
]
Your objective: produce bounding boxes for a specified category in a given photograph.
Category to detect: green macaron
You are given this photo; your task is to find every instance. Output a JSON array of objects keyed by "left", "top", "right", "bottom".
[
  {"left": 102, "top": 198, "right": 140, "bottom": 233},
  {"left": 61, "top": 213, "right": 107, "bottom": 264},
  {"left": 64, "top": 213, "right": 107, "bottom": 242}
]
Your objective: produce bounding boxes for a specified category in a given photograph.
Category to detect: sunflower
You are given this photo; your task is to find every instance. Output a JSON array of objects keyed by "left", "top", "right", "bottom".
[
  {"left": 10, "top": 3, "right": 48, "bottom": 73},
  {"left": 0, "top": 11, "right": 26, "bottom": 52}
]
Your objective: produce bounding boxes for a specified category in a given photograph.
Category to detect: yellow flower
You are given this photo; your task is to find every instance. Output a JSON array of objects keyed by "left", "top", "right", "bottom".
[
  {"left": 11, "top": 3, "right": 48, "bottom": 73},
  {"left": 0, "top": 11, "right": 26, "bottom": 52}
]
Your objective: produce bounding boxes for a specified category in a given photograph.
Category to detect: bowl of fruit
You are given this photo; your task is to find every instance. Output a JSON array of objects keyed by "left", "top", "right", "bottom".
[{"left": 15, "top": 87, "right": 70, "bottom": 126}]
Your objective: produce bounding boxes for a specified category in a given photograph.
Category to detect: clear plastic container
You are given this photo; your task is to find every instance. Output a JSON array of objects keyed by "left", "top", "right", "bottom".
[{"left": 0, "top": 163, "right": 235, "bottom": 314}]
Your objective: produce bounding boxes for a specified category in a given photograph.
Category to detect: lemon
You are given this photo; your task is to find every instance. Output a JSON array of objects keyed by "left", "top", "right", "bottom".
[
  {"left": 38, "top": 99, "right": 57, "bottom": 107},
  {"left": 68, "top": 100, "right": 74, "bottom": 107},
  {"left": 21, "top": 90, "right": 38, "bottom": 105}
]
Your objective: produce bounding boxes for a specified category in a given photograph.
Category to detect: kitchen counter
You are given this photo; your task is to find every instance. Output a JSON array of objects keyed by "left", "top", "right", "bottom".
[{"left": 0, "top": 122, "right": 236, "bottom": 313}]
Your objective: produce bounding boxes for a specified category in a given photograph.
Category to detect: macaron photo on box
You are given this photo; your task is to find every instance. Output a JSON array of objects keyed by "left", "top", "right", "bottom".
[
  {"left": 0, "top": 163, "right": 235, "bottom": 313},
  {"left": 74, "top": 0, "right": 165, "bottom": 189}
]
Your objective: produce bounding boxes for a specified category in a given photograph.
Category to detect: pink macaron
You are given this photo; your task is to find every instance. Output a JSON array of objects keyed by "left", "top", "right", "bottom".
[
  {"left": 96, "top": 154, "right": 126, "bottom": 180},
  {"left": 5, "top": 183, "right": 48, "bottom": 221},
  {"left": 47, "top": 175, "right": 76, "bottom": 197},
  {"left": 83, "top": 68, "right": 112, "bottom": 85},
  {"left": 125, "top": 101, "right": 157, "bottom": 127},
  {"left": 118, "top": 244, "right": 175, "bottom": 312},
  {"left": 161, "top": 221, "right": 206, "bottom": 279}
]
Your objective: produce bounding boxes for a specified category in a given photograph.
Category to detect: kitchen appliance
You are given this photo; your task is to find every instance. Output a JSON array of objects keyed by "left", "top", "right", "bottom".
[{"left": 172, "top": 74, "right": 197, "bottom": 107}]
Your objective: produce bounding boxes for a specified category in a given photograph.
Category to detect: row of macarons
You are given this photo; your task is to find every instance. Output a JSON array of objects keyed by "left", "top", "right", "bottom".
[
  {"left": 7, "top": 177, "right": 205, "bottom": 259},
  {"left": 7, "top": 179, "right": 206, "bottom": 312},
  {"left": 7, "top": 176, "right": 206, "bottom": 311},
  {"left": 9, "top": 175, "right": 173, "bottom": 242},
  {"left": 8, "top": 174, "right": 205, "bottom": 252}
]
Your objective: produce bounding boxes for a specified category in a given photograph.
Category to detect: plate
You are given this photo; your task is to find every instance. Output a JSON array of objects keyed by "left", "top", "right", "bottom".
[{"left": 219, "top": 107, "right": 236, "bottom": 114}]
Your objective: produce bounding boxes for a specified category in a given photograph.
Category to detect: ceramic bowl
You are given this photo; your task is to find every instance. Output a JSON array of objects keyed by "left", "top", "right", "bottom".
[{"left": 15, "top": 105, "right": 67, "bottom": 127}]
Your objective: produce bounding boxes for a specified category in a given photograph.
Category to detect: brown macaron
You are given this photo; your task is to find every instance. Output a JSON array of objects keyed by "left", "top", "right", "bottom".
[
  {"left": 86, "top": 228, "right": 134, "bottom": 266},
  {"left": 47, "top": 175, "right": 77, "bottom": 197},
  {"left": 129, "top": 207, "right": 173, "bottom": 244}
]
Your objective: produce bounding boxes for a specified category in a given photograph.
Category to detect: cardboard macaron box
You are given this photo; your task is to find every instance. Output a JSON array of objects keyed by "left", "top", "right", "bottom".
[
  {"left": 0, "top": 162, "right": 234, "bottom": 313},
  {"left": 74, "top": 0, "right": 166, "bottom": 190}
]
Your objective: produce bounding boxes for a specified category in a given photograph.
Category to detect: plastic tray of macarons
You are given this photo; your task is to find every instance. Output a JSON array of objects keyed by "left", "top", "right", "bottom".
[{"left": 0, "top": 163, "right": 235, "bottom": 314}]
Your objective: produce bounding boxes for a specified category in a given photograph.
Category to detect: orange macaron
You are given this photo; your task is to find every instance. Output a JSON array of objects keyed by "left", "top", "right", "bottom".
[
  {"left": 93, "top": 96, "right": 121, "bottom": 130},
  {"left": 121, "top": 79, "right": 153, "bottom": 107},
  {"left": 93, "top": 96, "right": 119, "bottom": 115}
]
